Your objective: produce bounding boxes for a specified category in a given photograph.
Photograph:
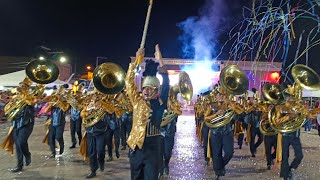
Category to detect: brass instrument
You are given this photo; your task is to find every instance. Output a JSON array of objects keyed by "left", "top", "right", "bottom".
[
  {"left": 82, "top": 63, "right": 126, "bottom": 127},
  {"left": 44, "top": 85, "right": 69, "bottom": 113},
  {"left": 260, "top": 82, "right": 284, "bottom": 135},
  {"left": 161, "top": 71, "right": 193, "bottom": 127},
  {"left": 262, "top": 82, "right": 285, "bottom": 104},
  {"left": 92, "top": 63, "right": 126, "bottom": 94},
  {"left": 268, "top": 64, "right": 320, "bottom": 133},
  {"left": 206, "top": 65, "right": 248, "bottom": 128},
  {"left": 259, "top": 105, "right": 277, "bottom": 136},
  {"left": 66, "top": 86, "right": 85, "bottom": 111},
  {"left": 5, "top": 60, "right": 59, "bottom": 122}
]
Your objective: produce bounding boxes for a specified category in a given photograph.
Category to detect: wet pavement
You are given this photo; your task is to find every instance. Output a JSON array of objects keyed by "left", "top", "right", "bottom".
[{"left": 0, "top": 112, "right": 320, "bottom": 180}]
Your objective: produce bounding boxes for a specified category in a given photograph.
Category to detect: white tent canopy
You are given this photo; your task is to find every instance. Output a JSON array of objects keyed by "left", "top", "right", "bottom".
[
  {"left": 0, "top": 70, "right": 26, "bottom": 87},
  {"left": 0, "top": 70, "right": 71, "bottom": 89},
  {"left": 302, "top": 89, "right": 320, "bottom": 97}
]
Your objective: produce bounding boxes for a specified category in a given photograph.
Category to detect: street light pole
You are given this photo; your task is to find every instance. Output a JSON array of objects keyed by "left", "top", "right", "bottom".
[{"left": 96, "top": 56, "right": 108, "bottom": 68}]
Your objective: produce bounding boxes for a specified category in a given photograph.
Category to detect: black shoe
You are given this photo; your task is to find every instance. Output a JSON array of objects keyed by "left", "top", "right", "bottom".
[
  {"left": 164, "top": 167, "right": 169, "bottom": 175},
  {"left": 69, "top": 144, "right": 76, "bottom": 149},
  {"left": 10, "top": 167, "right": 22, "bottom": 173},
  {"left": 221, "top": 168, "right": 226, "bottom": 176},
  {"left": 106, "top": 157, "right": 113, "bottom": 162},
  {"left": 100, "top": 163, "right": 104, "bottom": 172},
  {"left": 251, "top": 153, "right": 256, "bottom": 157},
  {"left": 121, "top": 146, "right": 126, "bottom": 150},
  {"left": 239, "top": 145, "right": 242, "bottom": 149},
  {"left": 50, "top": 154, "right": 55, "bottom": 159},
  {"left": 288, "top": 169, "right": 293, "bottom": 179},
  {"left": 215, "top": 175, "right": 220, "bottom": 180},
  {"left": 25, "top": 156, "right": 31, "bottom": 166},
  {"left": 86, "top": 172, "right": 96, "bottom": 179},
  {"left": 116, "top": 149, "right": 120, "bottom": 158},
  {"left": 267, "top": 165, "right": 271, "bottom": 170}
]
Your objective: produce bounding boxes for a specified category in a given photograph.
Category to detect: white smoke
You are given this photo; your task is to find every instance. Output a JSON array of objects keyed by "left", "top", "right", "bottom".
[
  {"left": 178, "top": 0, "right": 239, "bottom": 95},
  {"left": 178, "top": 0, "right": 234, "bottom": 60}
]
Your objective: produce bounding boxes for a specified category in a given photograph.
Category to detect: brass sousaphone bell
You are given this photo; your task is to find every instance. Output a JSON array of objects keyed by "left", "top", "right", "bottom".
[
  {"left": 206, "top": 65, "right": 248, "bottom": 128},
  {"left": 93, "top": 63, "right": 126, "bottom": 94},
  {"left": 26, "top": 59, "right": 60, "bottom": 84}
]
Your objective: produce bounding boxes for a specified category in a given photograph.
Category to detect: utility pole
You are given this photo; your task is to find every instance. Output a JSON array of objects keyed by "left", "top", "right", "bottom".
[{"left": 96, "top": 56, "right": 108, "bottom": 68}]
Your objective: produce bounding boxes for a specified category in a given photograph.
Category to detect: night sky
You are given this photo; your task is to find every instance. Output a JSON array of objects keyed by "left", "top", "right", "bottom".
[
  {"left": 0, "top": 0, "right": 208, "bottom": 70},
  {"left": 1, "top": 0, "right": 320, "bottom": 76}
]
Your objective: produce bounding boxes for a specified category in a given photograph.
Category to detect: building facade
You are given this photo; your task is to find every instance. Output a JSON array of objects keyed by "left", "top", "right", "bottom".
[{"left": 131, "top": 57, "right": 282, "bottom": 94}]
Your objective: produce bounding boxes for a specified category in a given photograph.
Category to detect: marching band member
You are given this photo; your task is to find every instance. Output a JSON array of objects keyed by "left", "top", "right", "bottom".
[
  {"left": 126, "top": 47, "right": 169, "bottom": 180},
  {"left": 44, "top": 85, "right": 70, "bottom": 158},
  {"left": 120, "top": 106, "right": 133, "bottom": 150},
  {"left": 69, "top": 85, "right": 84, "bottom": 148},
  {"left": 278, "top": 92, "right": 303, "bottom": 180},
  {"left": 204, "top": 85, "right": 245, "bottom": 180},
  {"left": 81, "top": 91, "right": 113, "bottom": 179},
  {"left": 2, "top": 78, "right": 38, "bottom": 172},
  {"left": 106, "top": 111, "right": 121, "bottom": 161},
  {"left": 247, "top": 89, "right": 264, "bottom": 157}
]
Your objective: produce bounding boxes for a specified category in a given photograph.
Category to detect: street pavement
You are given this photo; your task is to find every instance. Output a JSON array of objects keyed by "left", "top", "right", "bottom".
[{"left": 0, "top": 112, "right": 319, "bottom": 180}]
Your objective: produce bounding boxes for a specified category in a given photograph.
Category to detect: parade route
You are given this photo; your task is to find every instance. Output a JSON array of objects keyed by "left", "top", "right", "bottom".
[{"left": 1, "top": 112, "right": 320, "bottom": 180}]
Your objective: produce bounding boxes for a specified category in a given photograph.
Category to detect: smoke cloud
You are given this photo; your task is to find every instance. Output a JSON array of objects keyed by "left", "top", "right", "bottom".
[
  {"left": 178, "top": 0, "right": 241, "bottom": 60},
  {"left": 177, "top": 0, "right": 242, "bottom": 95}
]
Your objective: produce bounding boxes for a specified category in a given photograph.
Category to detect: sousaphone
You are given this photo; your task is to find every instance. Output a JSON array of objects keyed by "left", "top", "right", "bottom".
[
  {"left": 83, "top": 63, "right": 126, "bottom": 127},
  {"left": 206, "top": 65, "right": 248, "bottom": 128}
]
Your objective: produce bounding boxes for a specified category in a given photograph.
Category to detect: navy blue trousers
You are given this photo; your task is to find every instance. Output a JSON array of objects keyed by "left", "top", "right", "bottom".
[
  {"left": 201, "top": 123, "right": 210, "bottom": 162},
  {"left": 129, "top": 136, "right": 161, "bottom": 180},
  {"left": 264, "top": 135, "right": 277, "bottom": 166},
  {"left": 87, "top": 132, "right": 106, "bottom": 173},
  {"left": 49, "top": 123, "right": 65, "bottom": 155},
  {"left": 280, "top": 135, "right": 303, "bottom": 178},
  {"left": 106, "top": 128, "right": 120, "bottom": 157},
  {"left": 250, "top": 126, "right": 263, "bottom": 154},
  {"left": 70, "top": 119, "right": 82, "bottom": 146},
  {"left": 210, "top": 130, "right": 234, "bottom": 176},
  {"left": 13, "top": 123, "right": 34, "bottom": 168}
]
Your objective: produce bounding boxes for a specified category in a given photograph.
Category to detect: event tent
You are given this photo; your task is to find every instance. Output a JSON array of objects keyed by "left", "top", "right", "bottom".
[{"left": 0, "top": 70, "right": 71, "bottom": 88}]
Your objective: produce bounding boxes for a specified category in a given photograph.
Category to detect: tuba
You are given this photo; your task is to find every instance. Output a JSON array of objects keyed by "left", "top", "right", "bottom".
[
  {"left": 5, "top": 60, "right": 59, "bottom": 122},
  {"left": 268, "top": 64, "right": 320, "bottom": 133},
  {"left": 161, "top": 71, "right": 193, "bottom": 127},
  {"left": 82, "top": 63, "right": 126, "bottom": 128},
  {"left": 206, "top": 65, "right": 248, "bottom": 128},
  {"left": 259, "top": 82, "right": 284, "bottom": 136}
]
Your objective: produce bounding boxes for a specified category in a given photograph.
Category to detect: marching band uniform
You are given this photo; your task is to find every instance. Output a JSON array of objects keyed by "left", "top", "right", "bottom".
[
  {"left": 126, "top": 55, "right": 169, "bottom": 180},
  {"left": 205, "top": 93, "right": 244, "bottom": 180},
  {"left": 81, "top": 93, "right": 112, "bottom": 179},
  {"left": 264, "top": 132, "right": 277, "bottom": 169},
  {"left": 7, "top": 79, "right": 35, "bottom": 172},
  {"left": 234, "top": 113, "right": 245, "bottom": 149},
  {"left": 280, "top": 130, "right": 303, "bottom": 180},
  {"left": 121, "top": 111, "right": 133, "bottom": 150},
  {"left": 248, "top": 110, "right": 263, "bottom": 157},
  {"left": 106, "top": 112, "right": 121, "bottom": 161},
  {"left": 70, "top": 106, "right": 82, "bottom": 148},
  {"left": 85, "top": 115, "right": 108, "bottom": 178},
  {"left": 48, "top": 100, "right": 69, "bottom": 158},
  {"left": 160, "top": 115, "right": 177, "bottom": 176},
  {"left": 201, "top": 107, "right": 210, "bottom": 164}
]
